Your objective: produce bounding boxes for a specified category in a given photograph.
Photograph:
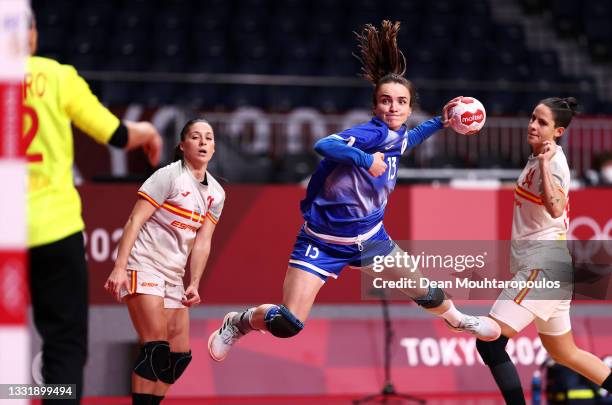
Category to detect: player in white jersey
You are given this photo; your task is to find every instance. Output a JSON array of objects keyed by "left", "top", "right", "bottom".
[
  {"left": 476, "top": 98, "right": 612, "bottom": 404},
  {"left": 105, "top": 119, "right": 225, "bottom": 405}
]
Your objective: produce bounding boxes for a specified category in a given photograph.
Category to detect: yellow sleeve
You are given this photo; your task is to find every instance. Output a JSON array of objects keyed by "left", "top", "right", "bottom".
[{"left": 59, "top": 64, "right": 120, "bottom": 144}]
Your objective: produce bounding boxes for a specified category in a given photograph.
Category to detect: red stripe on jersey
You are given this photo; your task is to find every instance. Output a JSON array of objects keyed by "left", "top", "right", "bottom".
[
  {"left": 515, "top": 187, "right": 543, "bottom": 205},
  {"left": 137, "top": 191, "right": 161, "bottom": 208},
  {"left": 206, "top": 212, "right": 218, "bottom": 225},
  {"left": 161, "top": 203, "right": 205, "bottom": 224}
]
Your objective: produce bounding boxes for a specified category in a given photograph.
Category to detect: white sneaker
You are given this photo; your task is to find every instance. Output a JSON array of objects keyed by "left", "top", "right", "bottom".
[
  {"left": 208, "top": 312, "right": 243, "bottom": 362},
  {"left": 445, "top": 315, "right": 501, "bottom": 341}
]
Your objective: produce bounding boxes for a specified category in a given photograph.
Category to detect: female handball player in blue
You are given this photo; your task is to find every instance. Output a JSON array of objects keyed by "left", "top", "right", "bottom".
[{"left": 209, "top": 21, "right": 501, "bottom": 361}]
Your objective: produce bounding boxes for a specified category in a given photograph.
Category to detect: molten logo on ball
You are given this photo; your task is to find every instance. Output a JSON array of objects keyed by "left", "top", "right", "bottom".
[
  {"left": 461, "top": 111, "right": 484, "bottom": 124},
  {"left": 450, "top": 97, "right": 486, "bottom": 135}
]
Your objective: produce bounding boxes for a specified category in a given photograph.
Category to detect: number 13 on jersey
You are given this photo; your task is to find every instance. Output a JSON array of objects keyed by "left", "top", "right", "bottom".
[{"left": 387, "top": 157, "right": 397, "bottom": 180}]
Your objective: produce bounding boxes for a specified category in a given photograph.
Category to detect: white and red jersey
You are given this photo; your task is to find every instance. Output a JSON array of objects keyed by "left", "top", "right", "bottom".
[
  {"left": 127, "top": 160, "right": 225, "bottom": 284},
  {"left": 511, "top": 145, "right": 571, "bottom": 272}
]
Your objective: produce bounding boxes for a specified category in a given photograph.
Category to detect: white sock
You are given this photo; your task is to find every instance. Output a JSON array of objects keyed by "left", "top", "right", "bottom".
[
  {"left": 440, "top": 301, "right": 463, "bottom": 327},
  {"left": 245, "top": 307, "right": 255, "bottom": 328},
  {"left": 233, "top": 307, "right": 256, "bottom": 334}
]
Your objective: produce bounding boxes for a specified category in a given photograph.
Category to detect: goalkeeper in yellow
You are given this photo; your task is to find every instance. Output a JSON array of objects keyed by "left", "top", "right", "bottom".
[{"left": 25, "top": 14, "right": 162, "bottom": 404}]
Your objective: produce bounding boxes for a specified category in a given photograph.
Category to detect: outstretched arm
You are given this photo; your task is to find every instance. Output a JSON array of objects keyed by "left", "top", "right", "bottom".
[
  {"left": 406, "top": 97, "right": 461, "bottom": 149},
  {"left": 62, "top": 64, "right": 163, "bottom": 166},
  {"left": 406, "top": 117, "right": 443, "bottom": 148},
  {"left": 123, "top": 121, "right": 163, "bottom": 167}
]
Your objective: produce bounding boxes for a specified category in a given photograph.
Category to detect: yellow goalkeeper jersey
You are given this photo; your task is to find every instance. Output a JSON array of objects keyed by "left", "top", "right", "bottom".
[{"left": 25, "top": 56, "right": 120, "bottom": 248}]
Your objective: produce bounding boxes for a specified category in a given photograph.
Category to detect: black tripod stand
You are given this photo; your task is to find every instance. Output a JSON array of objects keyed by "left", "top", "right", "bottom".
[{"left": 353, "top": 293, "right": 426, "bottom": 404}]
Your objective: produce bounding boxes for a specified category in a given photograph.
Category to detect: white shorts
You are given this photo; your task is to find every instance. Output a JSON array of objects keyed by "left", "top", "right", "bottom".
[
  {"left": 490, "top": 268, "right": 572, "bottom": 336},
  {"left": 120, "top": 270, "right": 186, "bottom": 309}
]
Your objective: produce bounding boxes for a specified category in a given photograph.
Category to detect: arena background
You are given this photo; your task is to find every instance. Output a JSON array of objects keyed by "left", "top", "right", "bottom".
[{"left": 3, "top": 0, "right": 612, "bottom": 403}]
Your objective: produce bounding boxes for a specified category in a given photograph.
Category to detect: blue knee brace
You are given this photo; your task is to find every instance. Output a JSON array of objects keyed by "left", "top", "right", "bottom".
[{"left": 264, "top": 305, "right": 304, "bottom": 338}]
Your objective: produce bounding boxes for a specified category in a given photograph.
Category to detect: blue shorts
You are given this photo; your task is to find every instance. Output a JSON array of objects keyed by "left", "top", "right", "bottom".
[{"left": 288, "top": 225, "right": 395, "bottom": 282}]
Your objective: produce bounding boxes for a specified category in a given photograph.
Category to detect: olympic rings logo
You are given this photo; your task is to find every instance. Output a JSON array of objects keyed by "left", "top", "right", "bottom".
[{"left": 567, "top": 217, "right": 612, "bottom": 263}]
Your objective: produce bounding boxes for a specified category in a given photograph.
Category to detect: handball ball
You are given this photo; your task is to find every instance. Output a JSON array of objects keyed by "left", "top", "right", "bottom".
[{"left": 449, "top": 97, "right": 486, "bottom": 135}]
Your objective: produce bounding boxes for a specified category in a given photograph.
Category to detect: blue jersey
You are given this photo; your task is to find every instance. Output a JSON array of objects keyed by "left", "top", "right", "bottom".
[{"left": 301, "top": 116, "right": 442, "bottom": 237}]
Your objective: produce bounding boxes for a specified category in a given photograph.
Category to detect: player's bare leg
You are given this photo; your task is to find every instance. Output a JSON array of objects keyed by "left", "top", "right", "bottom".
[
  {"left": 359, "top": 254, "right": 501, "bottom": 341},
  {"left": 540, "top": 331, "right": 611, "bottom": 385},
  {"left": 252, "top": 266, "right": 324, "bottom": 325},
  {"left": 208, "top": 266, "right": 324, "bottom": 361}
]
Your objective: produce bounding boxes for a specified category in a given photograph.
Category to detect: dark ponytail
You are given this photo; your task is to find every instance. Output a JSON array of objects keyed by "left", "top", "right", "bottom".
[
  {"left": 173, "top": 118, "right": 210, "bottom": 162},
  {"left": 172, "top": 145, "right": 183, "bottom": 162},
  {"left": 354, "top": 20, "right": 416, "bottom": 107},
  {"left": 539, "top": 97, "right": 579, "bottom": 129}
]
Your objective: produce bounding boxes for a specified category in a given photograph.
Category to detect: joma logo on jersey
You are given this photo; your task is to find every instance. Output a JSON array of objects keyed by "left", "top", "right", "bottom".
[
  {"left": 181, "top": 191, "right": 190, "bottom": 197},
  {"left": 171, "top": 220, "right": 197, "bottom": 232}
]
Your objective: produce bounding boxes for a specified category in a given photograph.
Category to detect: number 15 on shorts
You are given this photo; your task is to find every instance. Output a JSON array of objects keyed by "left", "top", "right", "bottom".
[{"left": 305, "top": 244, "right": 319, "bottom": 259}]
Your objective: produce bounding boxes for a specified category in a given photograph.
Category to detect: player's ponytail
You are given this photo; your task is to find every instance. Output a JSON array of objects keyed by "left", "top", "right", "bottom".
[
  {"left": 172, "top": 145, "right": 183, "bottom": 162},
  {"left": 354, "top": 20, "right": 416, "bottom": 107},
  {"left": 539, "top": 97, "right": 579, "bottom": 129},
  {"left": 355, "top": 20, "right": 406, "bottom": 84},
  {"left": 173, "top": 118, "right": 210, "bottom": 162}
]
